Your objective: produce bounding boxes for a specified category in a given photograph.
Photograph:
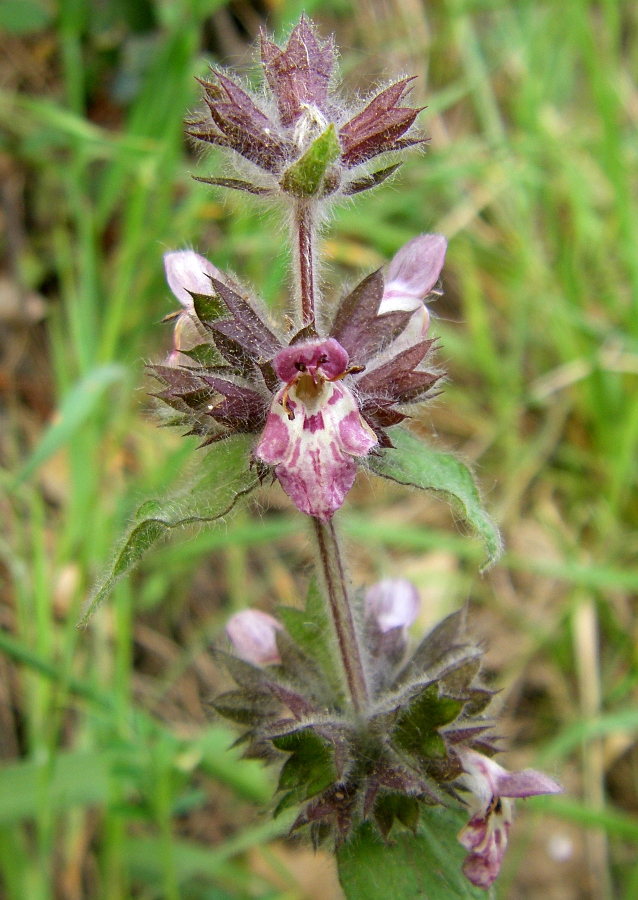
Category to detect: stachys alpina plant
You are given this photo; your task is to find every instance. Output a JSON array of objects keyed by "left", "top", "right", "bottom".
[{"left": 87, "top": 17, "right": 562, "bottom": 896}]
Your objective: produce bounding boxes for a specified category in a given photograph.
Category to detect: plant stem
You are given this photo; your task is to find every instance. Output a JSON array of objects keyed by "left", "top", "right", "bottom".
[
  {"left": 295, "top": 200, "right": 315, "bottom": 326},
  {"left": 313, "top": 518, "right": 369, "bottom": 714},
  {"left": 292, "top": 195, "right": 367, "bottom": 710}
]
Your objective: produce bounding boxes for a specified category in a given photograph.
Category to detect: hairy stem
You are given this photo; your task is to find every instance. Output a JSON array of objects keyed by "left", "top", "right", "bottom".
[
  {"left": 295, "top": 200, "right": 316, "bottom": 325},
  {"left": 313, "top": 518, "right": 369, "bottom": 714}
]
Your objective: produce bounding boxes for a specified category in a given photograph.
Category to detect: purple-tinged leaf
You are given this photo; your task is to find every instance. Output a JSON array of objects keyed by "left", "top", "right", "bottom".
[
  {"left": 343, "top": 164, "right": 402, "bottom": 195},
  {"left": 355, "top": 339, "right": 437, "bottom": 403},
  {"left": 341, "top": 108, "right": 421, "bottom": 167},
  {"left": 266, "top": 682, "right": 319, "bottom": 720},
  {"left": 198, "top": 72, "right": 290, "bottom": 172},
  {"left": 443, "top": 724, "right": 493, "bottom": 745},
  {"left": 193, "top": 175, "right": 272, "bottom": 195},
  {"left": 339, "top": 79, "right": 421, "bottom": 167},
  {"left": 201, "top": 376, "right": 268, "bottom": 431},
  {"left": 330, "top": 270, "right": 412, "bottom": 366},
  {"left": 261, "top": 16, "right": 336, "bottom": 127},
  {"left": 208, "top": 277, "right": 283, "bottom": 362}
]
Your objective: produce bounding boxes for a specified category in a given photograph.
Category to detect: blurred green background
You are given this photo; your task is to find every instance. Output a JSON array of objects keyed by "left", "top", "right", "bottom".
[{"left": 1, "top": 0, "right": 638, "bottom": 897}]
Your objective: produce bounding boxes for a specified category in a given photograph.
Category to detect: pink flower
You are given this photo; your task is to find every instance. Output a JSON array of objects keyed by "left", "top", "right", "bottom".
[
  {"left": 255, "top": 338, "right": 378, "bottom": 522},
  {"left": 375, "top": 234, "right": 447, "bottom": 359},
  {"left": 457, "top": 749, "right": 563, "bottom": 890},
  {"left": 163, "top": 250, "right": 222, "bottom": 365},
  {"left": 226, "top": 609, "right": 283, "bottom": 666},
  {"left": 365, "top": 579, "right": 420, "bottom": 633}
]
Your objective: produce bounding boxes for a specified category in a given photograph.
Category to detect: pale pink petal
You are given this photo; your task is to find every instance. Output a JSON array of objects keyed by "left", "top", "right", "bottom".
[
  {"left": 338, "top": 409, "right": 378, "bottom": 456},
  {"left": 379, "top": 234, "right": 447, "bottom": 315},
  {"left": 457, "top": 813, "right": 490, "bottom": 852},
  {"left": 457, "top": 749, "right": 503, "bottom": 805},
  {"left": 495, "top": 769, "right": 563, "bottom": 799},
  {"left": 462, "top": 827, "right": 509, "bottom": 890},
  {"left": 226, "top": 609, "right": 282, "bottom": 666},
  {"left": 365, "top": 579, "right": 420, "bottom": 632},
  {"left": 255, "top": 400, "right": 291, "bottom": 463},
  {"left": 164, "top": 250, "right": 222, "bottom": 308},
  {"left": 255, "top": 380, "right": 377, "bottom": 522}
]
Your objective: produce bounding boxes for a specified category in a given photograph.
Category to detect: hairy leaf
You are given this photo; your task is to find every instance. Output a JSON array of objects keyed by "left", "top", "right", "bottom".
[
  {"left": 208, "top": 277, "right": 282, "bottom": 362},
  {"left": 82, "top": 436, "right": 258, "bottom": 623},
  {"left": 343, "top": 164, "right": 402, "bottom": 195},
  {"left": 261, "top": 17, "right": 335, "bottom": 127},
  {"left": 181, "top": 343, "right": 227, "bottom": 367},
  {"left": 192, "top": 175, "right": 272, "bottom": 195},
  {"left": 277, "top": 579, "right": 343, "bottom": 698},
  {"left": 280, "top": 123, "right": 340, "bottom": 197},
  {"left": 367, "top": 428, "right": 502, "bottom": 570},
  {"left": 338, "top": 812, "right": 484, "bottom": 900},
  {"left": 392, "top": 684, "right": 463, "bottom": 762},
  {"left": 274, "top": 728, "right": 336, "bottom": 800},
  {"left": 330, "top": 270, "right": 411, "bottom": 367},
  {"left": 373, "top": 793, "right": 420, "bottom": 839}
]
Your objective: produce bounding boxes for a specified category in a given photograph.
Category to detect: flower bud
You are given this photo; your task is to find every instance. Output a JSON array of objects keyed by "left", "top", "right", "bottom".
[
  {"left": 164, "top": 250, "right": 221, "bottom": 308},
  {"left": 163, "top": 250, "right": 223, "bottom": 366},
  {"left": 365, "top": 578, "right": 420, "bottom": 633},
  {"left": 378, "top": 234, "right": 447, "bottom": 343},
  {"left": 226, "top": 609, "right": 283, "bottom": 666}
]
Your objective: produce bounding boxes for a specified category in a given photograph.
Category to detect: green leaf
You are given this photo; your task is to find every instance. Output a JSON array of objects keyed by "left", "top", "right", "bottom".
[
  {"left": 277, "top": 580, "right": 343, "bottom": 697},
  {"left": 280, "top": 124, "right": 341, "bottom": 197},
  {"left": 337, "top": 810, "right": 484, "bottom": 900},
  {"left": 367, "top": 428, "right": 502, "bottom": 571},
  {"left": 374, "top": 793, "right": 420, "bottom": 839},
  {"left": 81, "top": 436, "right": 258, "bottom": 624},
  {"left": 192, "top": 292, "right": 228, "bottom": 324},
  {"left": 273, "top": 728, "right": 336, "bottom": 800},
  {"left": 392, "top": 684, "right": 463, "bottom": 761},
  {"left": 181, "top": 343, "right": 226, "bottom": 367},
  {"left": 13, "top": 364, "right": 125, "bottom": 487}
]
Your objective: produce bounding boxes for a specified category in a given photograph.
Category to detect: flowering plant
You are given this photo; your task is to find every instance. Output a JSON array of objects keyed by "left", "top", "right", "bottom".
[{"left": 86, "top": 17, "right": 562, "bottom": 896}]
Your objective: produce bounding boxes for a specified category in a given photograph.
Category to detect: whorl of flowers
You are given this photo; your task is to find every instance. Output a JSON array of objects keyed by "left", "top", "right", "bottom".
[{"left": 187, "top": 14, "right": 424, "bottom": 202}]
